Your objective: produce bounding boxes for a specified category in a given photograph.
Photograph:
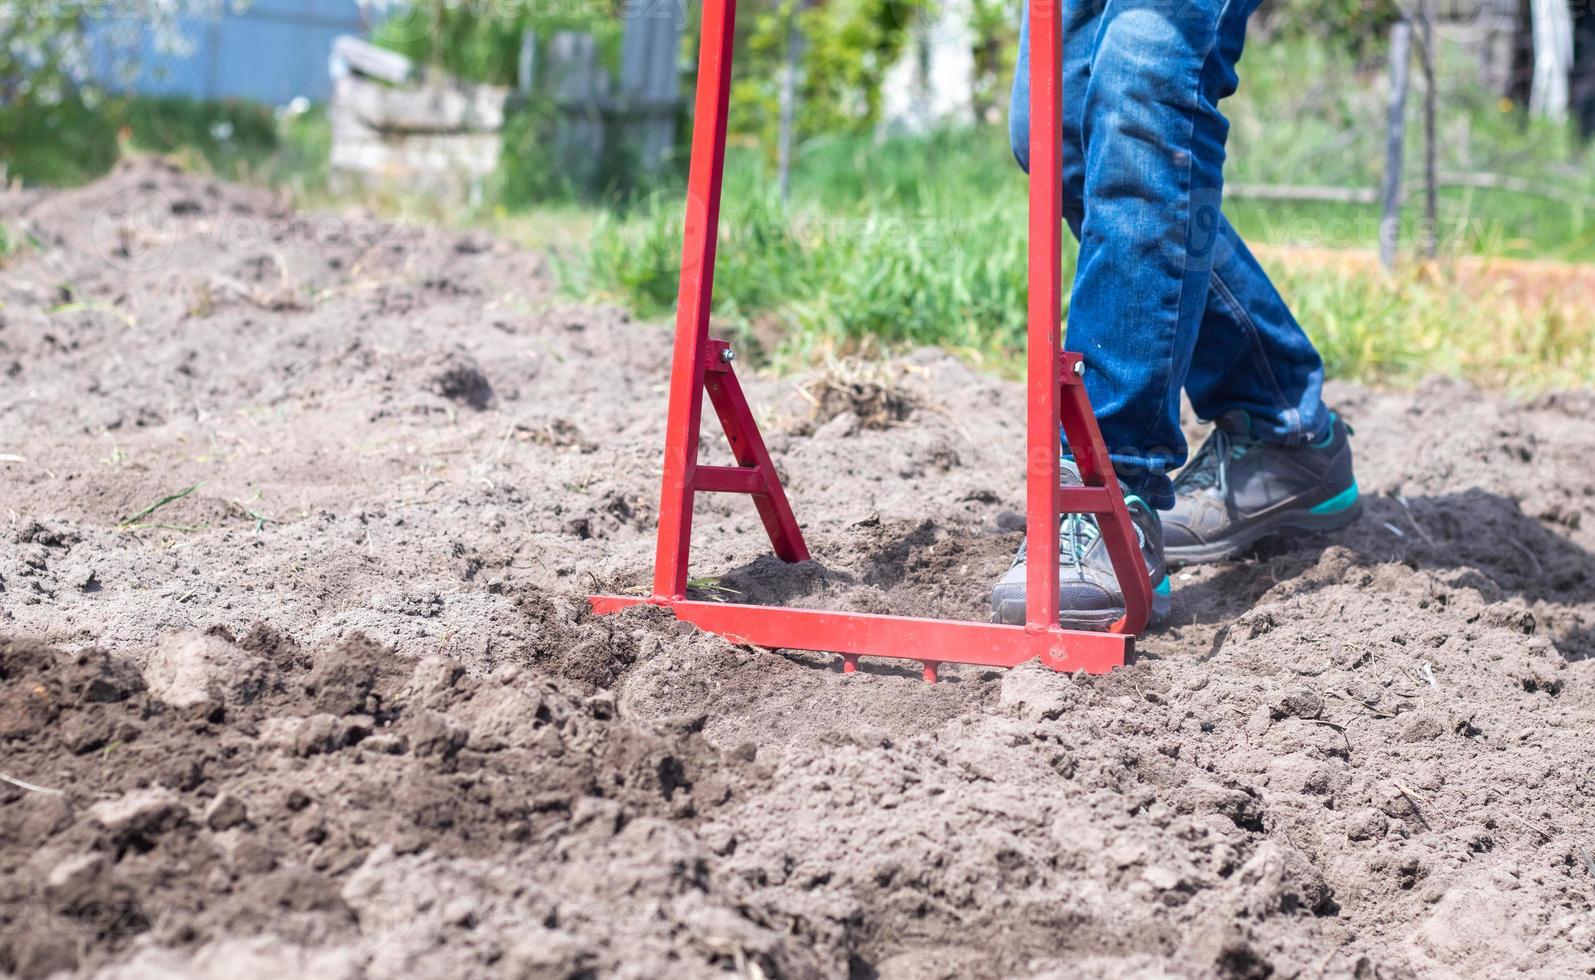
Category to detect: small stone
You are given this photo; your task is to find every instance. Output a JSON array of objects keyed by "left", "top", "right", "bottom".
[
  {"left": 1377, "top": 786, "right": 1421, "bottom": 820},
  {"left": 1346, "top": 808, "right": 1389, "bottom": 842},
  {"left": 89, "top": 787, "right": 186, "bottom": 836},
  {"left": 88, "top": 787, "right": 187, "bottom": 849},
  {"left": 1272, "top": 688, "right": 1324, "bottom": 721},
  {"left": 205, "top": 792, "right": 249, "bottom": 831},
  {"left": 362, "top": 733, "right": 409, "bottom": 755},
  {"left": 295, "top": 714, "right": 345, "bottom": 756},
  {"left": 46, "top": 853, "right": 107, "bottom": 895},
  {"left": 142, "top": 632, "right": 264, "bottom": 708},
  {"left": 229, "top": 837, "right": 279, "bottom": 874},
  {"left": 1236, "top": 841, "right": 1332, "bottom": 915},
  {"left": 1000, "top": 661, "right": 1079, "bottom": 722},
  {"left": 1399, "top": 713, "right": 1445, "bottom": 743}
]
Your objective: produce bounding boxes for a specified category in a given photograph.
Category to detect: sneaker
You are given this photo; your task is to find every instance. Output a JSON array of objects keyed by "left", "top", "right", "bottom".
[
  {"left": 990, "top": 462, "right": 1172, "bottom": 630},
  {"left": 1162, "top": 409, "right": 1361, "bottom": 565}
]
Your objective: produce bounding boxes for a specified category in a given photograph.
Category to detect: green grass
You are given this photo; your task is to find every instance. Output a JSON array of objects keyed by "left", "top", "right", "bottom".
[
  {"left": 574, "top": 130, "right": 1034, "bottom": 364},
  {"left": 566, "top": 124, "right": 1595, "bottom": 390},
  {"left": 562, "top": 36, "right": 1595, "bottom": 390},
  {"left": 5, "top": 35, "right": 1595, "bottom": 394},
  {"left": 0, "top": 94, "right": 317, "bottom": 189},
  {"left": 1275, "top": 263, "right": 1595, "bottom": 389},
  {"left": 0, "top": 97, "right": 120, "bottom": 186}
]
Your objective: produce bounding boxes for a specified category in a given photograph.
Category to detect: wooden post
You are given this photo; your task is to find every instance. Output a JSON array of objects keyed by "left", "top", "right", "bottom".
[
  {"left": 1381, "top": 19, "right": 1413, "bottom": 271},
  {"left": 1530, "top": 0, "right": 1573, "bottom": 120},
  {"left": 548, "top": 31, "right": 607, "bottom": 193},
  {"left": 619, "top": 4, "right": 685, "bottom": 175},
  {"left": 1419, "top": 0, "right": 1438, "bottom": 260},
  {"left": 517, "top": 29, "right": 536, "bottom": 93},
  {"left": 776, "top": 0, "right": 802, "bottom": 203}
]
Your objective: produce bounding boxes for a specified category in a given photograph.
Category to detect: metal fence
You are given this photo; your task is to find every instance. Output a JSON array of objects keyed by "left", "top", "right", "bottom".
[{"left": 87, "top": 0, "right": 367, "bottom": 105}]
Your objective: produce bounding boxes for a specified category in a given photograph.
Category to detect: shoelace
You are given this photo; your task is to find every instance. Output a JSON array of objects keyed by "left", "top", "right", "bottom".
[
  {"left": 1013, "top": 508, "right": 1145, "bottom": 570},
  {"left": 1174, "top": 428, "right": 1252, "bottom": 497},
  {"left": 1060, "top": 514, "right": 1097, "bottom": 573}
]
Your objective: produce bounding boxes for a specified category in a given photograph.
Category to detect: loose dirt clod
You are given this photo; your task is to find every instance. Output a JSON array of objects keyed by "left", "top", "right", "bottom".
[
  {"left": 2, "top": 162, "right": 1593, "bottom": 977},
  {"left": 792, "top": 357, "right": 920, "bottom": 434}
]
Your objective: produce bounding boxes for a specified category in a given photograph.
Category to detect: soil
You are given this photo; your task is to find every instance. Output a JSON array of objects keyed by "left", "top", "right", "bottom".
[{"left": 2, "top": 159, "right": 1594, "bottom": 979}]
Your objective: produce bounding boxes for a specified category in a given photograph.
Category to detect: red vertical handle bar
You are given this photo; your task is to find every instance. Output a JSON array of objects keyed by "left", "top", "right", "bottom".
[
  {"left": 652, "top": 0, "right": 738, "bottom": 601},
  {"left": 1024, "top": 0, "right": 1064, "bottom": 629}
]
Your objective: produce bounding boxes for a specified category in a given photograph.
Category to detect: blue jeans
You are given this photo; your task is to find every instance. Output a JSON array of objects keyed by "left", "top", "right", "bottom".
[{"left": 1010, "top": 0, "right": 1328, "bottom": 509}]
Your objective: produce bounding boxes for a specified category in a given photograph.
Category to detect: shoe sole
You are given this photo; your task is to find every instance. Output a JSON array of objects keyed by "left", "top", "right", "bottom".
[
  {"left": 1164, "top": 499, "right": 1363, "bottom": 567},
  {"left": 991, "top": 575, "right": 1173, "bottom": 631}
]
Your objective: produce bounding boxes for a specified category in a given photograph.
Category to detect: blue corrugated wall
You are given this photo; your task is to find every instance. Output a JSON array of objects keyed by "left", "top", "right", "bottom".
[{"left": 88, "top": 0, "right": 368, "bottom": 105}]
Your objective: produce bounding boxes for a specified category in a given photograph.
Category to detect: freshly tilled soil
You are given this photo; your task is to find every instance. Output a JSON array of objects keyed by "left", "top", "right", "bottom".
[{"left": 2, "top": 161, "right": 1593, "bottom": 978}]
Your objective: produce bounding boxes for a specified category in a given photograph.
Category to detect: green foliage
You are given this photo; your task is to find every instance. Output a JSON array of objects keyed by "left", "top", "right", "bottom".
[
  {"left": 265, "top": 105, "right": 334, "bottom": 193},
  {"left": 370, "top": 1, "right": 622, "bottom": 85},
  {"left": 0, "top": 95, "right": 307, "bottom": 189},
  {"left": 0, "top": 97, "right": 119, "bottom": 186},
  {"left": 967, "top": 0, "right": 1020, "bottom": 122},
  {"left": 577, "top": 131, "right": 1041, "bottom": 363},
  {"left": 369, "top": 1, "right": 644, "bottom": 202},
  {"left": 494, "top": 97, "right": 576, "bottom": 206},
  {"left": 1223, "top": 38, "right": 1595, "bottom": 262},
  {"left": 124, "top": 97, "right": 280, "bottom": 171},
  {"left": 1256, "top": 0, "right": 1402, "bottom": 62},
  {"left": 493, "top": 95, "right": 681, "bottom": 205},
  {"left": 732, "top": 0, "right": 929, "bottom": 150},
  {"left": 373, "top": 9, "right": 525, "bottom": 83},
  {"left": 1, "top": 10, "right": 85, "bottom": 105}
]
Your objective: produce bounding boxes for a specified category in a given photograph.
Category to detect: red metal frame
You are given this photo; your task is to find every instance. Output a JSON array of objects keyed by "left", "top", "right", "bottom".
[{"left": 591, "top": 0, "right": 1152, "bottom": 679}]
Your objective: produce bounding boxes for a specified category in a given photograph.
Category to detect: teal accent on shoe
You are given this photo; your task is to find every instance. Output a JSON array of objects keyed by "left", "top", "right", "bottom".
[
  {"left": 1311, "top": 413, "right": 1338, "bottom": 450},
  {"left": 1310, "top": 480, "right": 1359, "bottom": 515},
  {"left": 1153, "top": 576, "right": 1171, "bottom": 596}
]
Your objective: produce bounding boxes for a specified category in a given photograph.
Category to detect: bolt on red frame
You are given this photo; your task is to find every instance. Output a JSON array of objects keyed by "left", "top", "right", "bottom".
[{"left": 590, "top": 0, "right": 1153, "bottom": 680}]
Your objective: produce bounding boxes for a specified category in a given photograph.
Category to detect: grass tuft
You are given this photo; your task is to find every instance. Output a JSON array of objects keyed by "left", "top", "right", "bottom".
[{"left": 117, "top": 484, "right": 202, "bottom": 532}]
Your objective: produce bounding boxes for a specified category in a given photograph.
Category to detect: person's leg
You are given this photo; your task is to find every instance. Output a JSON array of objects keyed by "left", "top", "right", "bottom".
[
  {"left": 1069, "top": 0, "right": 1268, "bottom": 509},
  {"left": 1183, "top": 192, "right": 1329, "bottom": 446},
  {"left": 1002, "top": 0, "right": 1356, "bottom": 596},
  {"left": 1009, "top": 0, "right": 1094, "bottom": 235},
  {"left": 1164, "top": 225, "right": 1360, "bottom": 565},
  {"left": 1011, "top": 0, "right": 1332, "bottom": 503},
  {"left": 997, "top": 0, "right": 1176, "bottom": 630}
]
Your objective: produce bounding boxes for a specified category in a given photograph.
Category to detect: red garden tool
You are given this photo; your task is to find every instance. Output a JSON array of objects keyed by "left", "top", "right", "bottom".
[{"left": 590, "top": 0, "right": 1152, "bottom": 679}]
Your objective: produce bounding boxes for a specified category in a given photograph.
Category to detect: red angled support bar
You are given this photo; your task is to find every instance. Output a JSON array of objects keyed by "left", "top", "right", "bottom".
[{"left": 591, "top": 0, "right": 1151, "bottom": 679}]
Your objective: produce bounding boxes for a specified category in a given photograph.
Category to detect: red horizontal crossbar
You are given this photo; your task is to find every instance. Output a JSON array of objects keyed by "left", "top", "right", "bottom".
[
  {"left": 1056, "top": 486, "right": 1117, "bottom": 514},
  {"left": 589, "top": 595, "right": 1131, "bottom": 675},
  {"left": 694, "top": 464, "right": 767, "bottom": 494}
]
